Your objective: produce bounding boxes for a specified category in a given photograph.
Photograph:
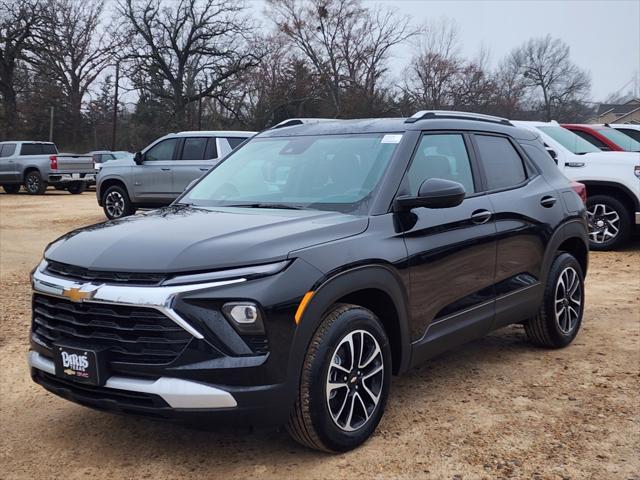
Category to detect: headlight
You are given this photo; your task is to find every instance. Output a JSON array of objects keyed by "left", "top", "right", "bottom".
[{"left": 162, "top": 260, "right": 290, "bottom": 286}]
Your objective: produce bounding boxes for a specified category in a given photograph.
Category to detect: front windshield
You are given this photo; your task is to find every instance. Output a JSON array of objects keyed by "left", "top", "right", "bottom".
[
  {"left": 182, "top": 133, "right": 401, "bottom": 214},
  {"left": 598, "top": 128, "right": 640, "bottom": 151},
  {"left": 537, "top": 126, "right": 600, "bottom": 154}
]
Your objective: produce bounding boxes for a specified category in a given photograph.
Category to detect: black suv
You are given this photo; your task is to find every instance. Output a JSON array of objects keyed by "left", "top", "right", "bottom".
[{"left": 29, "top": 111, "right": 588, "bottom": 452}]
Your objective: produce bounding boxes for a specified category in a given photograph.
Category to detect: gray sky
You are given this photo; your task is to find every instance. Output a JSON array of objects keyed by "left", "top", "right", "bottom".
[{"left": 250, "top": 0, "right": 640, "bottom": 101}]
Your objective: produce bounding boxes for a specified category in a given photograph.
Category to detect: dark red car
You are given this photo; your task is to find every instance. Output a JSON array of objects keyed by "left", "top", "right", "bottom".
[{"left": 562, "top": 124, "right": 640, "bottom": 152}]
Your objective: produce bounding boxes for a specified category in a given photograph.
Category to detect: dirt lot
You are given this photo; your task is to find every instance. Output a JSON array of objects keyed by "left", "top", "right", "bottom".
[{"left": 1, "top": 191, "right": 638, "bottom": 480}]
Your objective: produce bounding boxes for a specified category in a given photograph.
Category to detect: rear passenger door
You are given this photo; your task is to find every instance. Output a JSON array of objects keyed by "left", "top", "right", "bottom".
[
  {"left": 471, "top": 133, "right": 560, "bottom": 328},
  {"left": 172, "top": 137, "right": 218, "bottom": 195},
  {"left": 402, "top": 132, "right": 497, "bottom": 354}
]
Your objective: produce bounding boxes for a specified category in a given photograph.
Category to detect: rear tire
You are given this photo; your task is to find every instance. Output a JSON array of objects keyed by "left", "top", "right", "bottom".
[
  {"left": 24, "top": 171, "right": 47, "bottom": 195},
  {"left": 586, "top": 194, "right": 631, "bottom": 251},
  {"left": 525, "top": 253, "right": 584, "bottom": 348},
  {"left": 102, "top": 185, "right": 135, "bottom": 219},
  {"left": 287, "top": 304, "right": 391, "bottom": 452},
  {"left": 67, "top": 182, "right": 87, "bottom": 194},
  {"left": 2, "top": 184, "right": 20, "bottom": 194}
]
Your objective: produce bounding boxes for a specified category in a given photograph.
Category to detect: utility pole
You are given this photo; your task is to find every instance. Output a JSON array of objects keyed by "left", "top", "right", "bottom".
[
  {"left": 197, "top": 85, "right": 203, "bottom": 130},
  {"left": 111, "top": 61, "right": 120, "bottom": 150},
  {"left": 48, "top": 106, "right": 54, "bottom": 142}
]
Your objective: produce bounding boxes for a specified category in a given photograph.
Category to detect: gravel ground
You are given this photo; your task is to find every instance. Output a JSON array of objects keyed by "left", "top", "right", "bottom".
[{"left": 1, "top": 191, "right": 639, "bottom": 480}]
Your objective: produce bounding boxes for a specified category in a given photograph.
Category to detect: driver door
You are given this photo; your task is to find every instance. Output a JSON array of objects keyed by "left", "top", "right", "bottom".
[
  {"left": 401, "top": 132, "right": 497, "bottom": 359},
  {"left": 134, "top": 138, "right": 179, "bottom": 202}
]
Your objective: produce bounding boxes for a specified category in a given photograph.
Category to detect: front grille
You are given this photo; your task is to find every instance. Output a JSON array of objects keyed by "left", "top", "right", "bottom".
[
  {"left": 46, "top": 260, "right": 165, "bottom": 285},
  {"left": 32, "top": 293, "right": 192, "bottom": 365}
]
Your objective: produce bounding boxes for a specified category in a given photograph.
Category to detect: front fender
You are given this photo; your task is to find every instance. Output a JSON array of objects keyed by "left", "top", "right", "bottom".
[{"left": 286, "top": 263, "right": 412, "bottom": 401}]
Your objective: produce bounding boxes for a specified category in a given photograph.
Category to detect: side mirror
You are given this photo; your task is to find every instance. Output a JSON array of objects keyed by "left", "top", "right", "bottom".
[
  {"left": 133, "top": 151, "right": 143, "bottom": 165},
  {"left": 394, "top": 178, "right": 466, "bottom": 211}
]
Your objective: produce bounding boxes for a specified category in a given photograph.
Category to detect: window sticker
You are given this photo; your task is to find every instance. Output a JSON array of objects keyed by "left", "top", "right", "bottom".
[{"left": 381, "top": 134, "right": 403, "bottom": 144}]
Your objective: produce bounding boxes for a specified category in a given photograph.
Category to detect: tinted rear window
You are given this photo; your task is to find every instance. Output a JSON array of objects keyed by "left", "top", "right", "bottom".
[
  {"left": 20, "top": 143, "right": 56, "bottom": 155},
  {"left": 475, "top": 135, "right": 527, "bottom": 190},
  {"left": 0, "top": 143, "right": 16, "bottom": 157},
  {"left": 227, "top": 137, "right": 246, "bottom": 150}
]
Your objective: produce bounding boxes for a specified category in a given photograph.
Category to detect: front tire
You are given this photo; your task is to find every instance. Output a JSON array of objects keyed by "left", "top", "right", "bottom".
[
  {"left": 24, "top": 171, "right": 47, "bottom": 195},
  {"left": 287, "top": 304, "right": 391, "bottom": 452},
  {"left": 525, "top": 253, "right": 584, "bottom": 348},
  {"left": 2, "top": 184, "right": 20, "bottom": 194},
  {"left": 102, "top": 185, "right": 135, "bottom": 219},
  {"left": 586, "top": 195, "right": 631, "bottom": 251}
]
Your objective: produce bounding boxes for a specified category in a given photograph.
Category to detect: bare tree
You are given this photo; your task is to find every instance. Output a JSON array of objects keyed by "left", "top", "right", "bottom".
[
  {"left": 509, "top": 35, "right": 591, "bottom": 121},
  {"left": 27, "top": 0, "right": 114, "bottom": 144},
  {"left": 0, "top": 0, "right": 43, "bottom": 138},
  {"left": 403, "top": 18, "right": 461, "bottom": 110},
  {"left": 117, "top": 0, "right": 261, "bottom": 129},
  {"left": 268, "top": 0, "right": 417, "bottom": 116}
]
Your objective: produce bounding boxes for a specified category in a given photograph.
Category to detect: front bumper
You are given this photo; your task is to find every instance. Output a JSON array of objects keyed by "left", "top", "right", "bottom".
[
  {"left": 28, "top": 259, "right": 320, "bottom": 424},
  {"left": 29, "top": 351, "right": 237, "bottom": 409}
]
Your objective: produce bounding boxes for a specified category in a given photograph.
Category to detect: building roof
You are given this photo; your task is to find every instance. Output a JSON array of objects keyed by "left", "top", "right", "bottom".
[{"left": 596, "top": 98, "right": 640, "bottom": 116}]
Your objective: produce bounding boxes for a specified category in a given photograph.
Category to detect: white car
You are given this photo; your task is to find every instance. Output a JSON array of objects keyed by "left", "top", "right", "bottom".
[
  {"left": 608, "top": 123, "right": 640, "bottom": 144},
  {"left": 513, "top": 121, "right": 640, "bottom": 250}
]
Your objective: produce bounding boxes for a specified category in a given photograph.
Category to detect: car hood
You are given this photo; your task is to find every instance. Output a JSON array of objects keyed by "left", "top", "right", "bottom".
[{"left": 45, "top": 206, "right": 368, "bottom": 273}]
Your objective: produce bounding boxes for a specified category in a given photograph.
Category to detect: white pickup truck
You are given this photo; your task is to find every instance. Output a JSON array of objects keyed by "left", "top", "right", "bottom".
[
  {"left": 513, "top": 121, "right": 640, "bottom": 250},
  {"left": 0, "top": 141, "right": 96, "bottom": 195}
]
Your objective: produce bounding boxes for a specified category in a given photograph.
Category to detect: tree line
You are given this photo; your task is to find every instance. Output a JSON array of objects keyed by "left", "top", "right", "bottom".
[{"left": 1, "top": 0, "right": 594, "bottom": 152}]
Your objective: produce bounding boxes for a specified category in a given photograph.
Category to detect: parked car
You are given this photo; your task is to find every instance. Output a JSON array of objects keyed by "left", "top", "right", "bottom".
[
  {"left": 29, "top": 111, "right": 589, "bottom": 452},
  {"left": 562, "top": 124, "right": 640, "bottom": 152},
  {"left": 513, "top": 121, "right": 640, "bottom": 250},
  {"left": 609, "top": 123, "right": 640, "bottom": 143},
  {"left": 96, "top": 131, "right": 254, "bottom": 219},
  {"left": 89, "top": 150, "right": 130, "bottom": 170},
  {"left": 0, "top": 141, "right": 95, "bottom": 194}
]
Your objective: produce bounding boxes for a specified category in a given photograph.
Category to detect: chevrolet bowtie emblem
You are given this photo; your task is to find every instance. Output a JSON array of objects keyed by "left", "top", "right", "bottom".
[{"left": 62, "top": 285, "right": 98, "bottom": 302}]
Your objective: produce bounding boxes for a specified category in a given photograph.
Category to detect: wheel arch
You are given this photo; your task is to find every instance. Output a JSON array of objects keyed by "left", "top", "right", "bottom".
[
  {"left": 98, "top": 177, "right": 128, "bottom": 206},
  {"left": 542, "top": 219, "right": 589, "bottom": 281},
  {"left": 581, "top": 181, "right": 639, "bottom": 221},
  {"left": 289, "top": 264, "right": 412, "bottom": 384}
]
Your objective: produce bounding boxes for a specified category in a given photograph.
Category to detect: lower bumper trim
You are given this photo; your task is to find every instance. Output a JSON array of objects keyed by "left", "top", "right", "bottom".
[{"left": 28, "top": 351, "right": 237, "bottom": 409}]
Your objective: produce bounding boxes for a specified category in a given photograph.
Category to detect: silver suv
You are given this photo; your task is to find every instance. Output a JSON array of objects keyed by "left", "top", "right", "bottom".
[{"left": 96, "top": 131, "right": 254, "bottom": 219}]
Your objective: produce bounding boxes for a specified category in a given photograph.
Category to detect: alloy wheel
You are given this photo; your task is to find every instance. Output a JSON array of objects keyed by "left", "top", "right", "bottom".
[
  {"left": 587, "top": 203, "right": 620, "bottom": 244},
  {"left": 105, "top": 191, "right": 125, "bottom": 218},
  {"left": 325, "top": 330, "right": 384, "bottom": 432},
  {"left": 26, "top": 175, "right": 40, "bottom": 193},
  {"left": 554, "top": 266, "right": 582, "bottom": 334}
]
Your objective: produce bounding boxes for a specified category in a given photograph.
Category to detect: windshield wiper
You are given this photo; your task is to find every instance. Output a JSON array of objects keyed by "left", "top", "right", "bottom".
[{"left": 224, "top": 203, "right": 305, "bottom": 210}]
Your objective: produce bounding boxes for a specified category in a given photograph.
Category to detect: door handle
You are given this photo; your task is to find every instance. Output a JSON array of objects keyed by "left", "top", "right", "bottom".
[
  {"left": 470, "top": 209, "right": 492, "bottom": 224},
  {"left": 199, "top": 168, "right": 209, "bottom": 171},
  {"left": 161, "top": 168, "right": 171, "bottom": 171},
  {"left": 540, "top": 196, "right": 556, "bottom": 208}
]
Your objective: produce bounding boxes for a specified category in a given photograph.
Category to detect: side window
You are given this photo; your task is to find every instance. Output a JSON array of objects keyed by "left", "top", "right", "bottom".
[
  {"left": 475, "top": 135, "right": 526, "bottom": 190},
  {"left": 20, "top": 143, "right": 41, "bottom": 155},
  {"left": 204, "top": 138, "right": 218, "bottom": 159},
  {"left": 405, "top": 133, "right": 475, "bottom": 195},
  {"left": 181, "top": 137, "right": 208, "bottom": 160},
  {"left": 145, "top": 138, "right": 179, "bottom": 161},
  {"left": 572, "top": 130, "right": 610, "bottom": 150},
  {"left": 522, "top": 144, "right": 554, "bottom": 168},
  {"left": 0, "top": 143, "right": 16, "bottom": 157},
  {"left": 226, "top": 137, "right": 245, "bottom": 150},
  {"left": 617, "top": 128, "right": 640, "bottom": 142}
]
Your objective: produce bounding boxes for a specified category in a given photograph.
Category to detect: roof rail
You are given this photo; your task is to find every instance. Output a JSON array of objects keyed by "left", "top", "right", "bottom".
[
  {"left": 270, "top": 118, "right": 342, "bottom": 129},
  {"left": 405, "top": 110, "right": 513, "bottom": 126}
]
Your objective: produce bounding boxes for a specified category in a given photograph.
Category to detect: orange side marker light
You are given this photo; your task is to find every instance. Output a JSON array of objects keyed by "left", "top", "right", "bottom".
[{"left": 294, "top": 291, "right": 314, "bottom": 324}]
